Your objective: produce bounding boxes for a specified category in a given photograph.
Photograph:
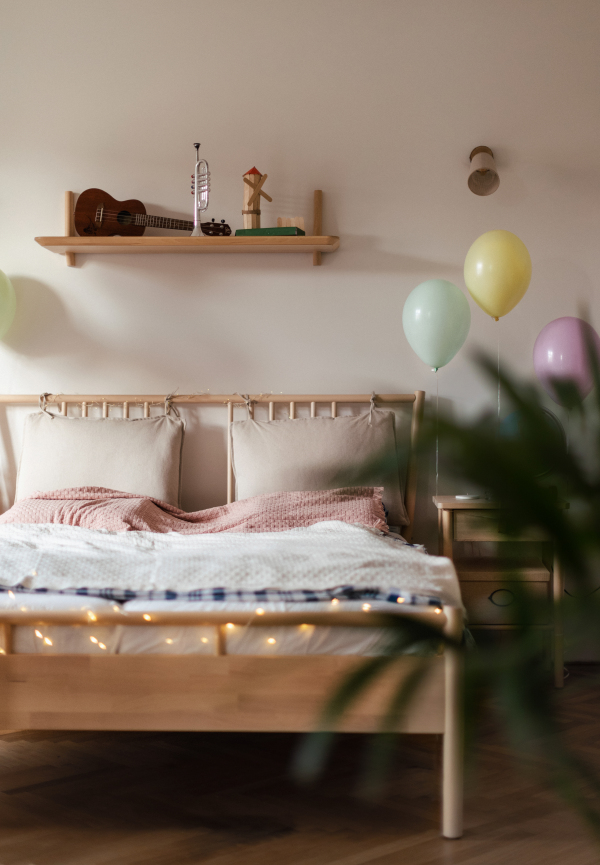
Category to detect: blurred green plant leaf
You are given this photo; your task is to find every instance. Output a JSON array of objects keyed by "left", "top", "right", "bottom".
[{"left": 296, "top": 329, "right": 600, "bottom": 836}]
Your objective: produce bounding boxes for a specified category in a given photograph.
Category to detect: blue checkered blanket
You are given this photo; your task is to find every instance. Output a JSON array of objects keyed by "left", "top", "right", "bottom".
[{"left": 0, "top": 584, "right": 442, "bottom": 608}]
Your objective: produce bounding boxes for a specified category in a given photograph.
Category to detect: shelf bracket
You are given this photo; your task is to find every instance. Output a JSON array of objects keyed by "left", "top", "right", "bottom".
[{"left": 64, "top": 191, "right": 75, "bottom": 267}]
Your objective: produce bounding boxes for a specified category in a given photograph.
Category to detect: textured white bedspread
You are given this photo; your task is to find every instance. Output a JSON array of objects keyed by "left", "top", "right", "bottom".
[{"left": 0, "top": 521, "right": 461, "bottom": 607}]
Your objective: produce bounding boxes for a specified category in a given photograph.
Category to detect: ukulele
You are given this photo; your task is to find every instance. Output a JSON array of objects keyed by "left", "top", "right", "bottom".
[{"left": 74, "top": 188, "right": 231, "bottom": 237}]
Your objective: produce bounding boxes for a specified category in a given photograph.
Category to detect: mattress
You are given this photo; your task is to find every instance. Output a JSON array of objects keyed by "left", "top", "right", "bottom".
[
  {"left": 3, "top": 593, "right": 452, "bottom": 656},
  {"left": 0, "top": 520, "right": 461, "bottom": 656}
]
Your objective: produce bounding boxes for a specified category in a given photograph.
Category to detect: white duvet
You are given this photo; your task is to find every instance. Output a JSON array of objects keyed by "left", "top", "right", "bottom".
[{"left": 0, "top": 521, "right": 461, "bottom": 608}]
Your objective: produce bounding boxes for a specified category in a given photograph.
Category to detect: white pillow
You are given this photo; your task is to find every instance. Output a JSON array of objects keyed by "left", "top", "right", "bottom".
[
  {"left": 16, "top": 413, "right": 184, "bottom": 506},
  {"left": 231, "top": 409, "right": 409, "bottom": 526}
]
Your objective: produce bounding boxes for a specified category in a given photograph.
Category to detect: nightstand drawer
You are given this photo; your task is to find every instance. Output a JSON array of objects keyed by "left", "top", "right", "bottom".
[
  {"left": 461, "top": 581, "right": 550, "bottom": 625},
  {"left": 453, "top": 511, "right": 547, "bottom": 542}
]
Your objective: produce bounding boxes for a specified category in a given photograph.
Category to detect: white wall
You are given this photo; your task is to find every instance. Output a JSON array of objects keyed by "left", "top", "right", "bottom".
[{"left": 1, "top": 0, "right": 599, "bottom": 538}]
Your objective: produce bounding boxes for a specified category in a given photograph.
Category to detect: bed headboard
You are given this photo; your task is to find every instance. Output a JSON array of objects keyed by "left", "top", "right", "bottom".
[{"left": 0, "top": 392, "right": 425, "bottom": 542}]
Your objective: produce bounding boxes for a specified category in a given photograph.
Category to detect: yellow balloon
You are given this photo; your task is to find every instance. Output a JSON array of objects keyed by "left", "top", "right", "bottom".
[{"left": 464, "top": 230, "right": 531, "bottom": 320}]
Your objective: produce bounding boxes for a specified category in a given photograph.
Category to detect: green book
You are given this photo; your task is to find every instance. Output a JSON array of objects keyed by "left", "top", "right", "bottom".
[{"left": 235, "top": 227, "right": 306, "bottom": 237}]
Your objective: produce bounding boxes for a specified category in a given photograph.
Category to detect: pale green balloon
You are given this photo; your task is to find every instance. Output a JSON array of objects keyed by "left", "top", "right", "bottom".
[
  {"left": 0, "top": 270, "right": 16, "bottom": 339},
  {"left": 402, "top": 279, "right": 471, "bottom": 371}
]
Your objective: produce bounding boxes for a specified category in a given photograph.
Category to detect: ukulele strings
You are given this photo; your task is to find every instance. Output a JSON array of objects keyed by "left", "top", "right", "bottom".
[{"left": 81, "top": 209, "right": 193, "bottom": 225}]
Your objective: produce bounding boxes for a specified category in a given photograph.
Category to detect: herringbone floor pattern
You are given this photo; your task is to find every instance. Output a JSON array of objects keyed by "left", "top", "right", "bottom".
[{"left": 0, "top": 666, "right": 597, "bottom": 864}]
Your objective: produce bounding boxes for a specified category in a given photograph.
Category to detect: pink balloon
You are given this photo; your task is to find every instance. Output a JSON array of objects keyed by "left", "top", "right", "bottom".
[{"left": 533, "top": 317, "right": 600, "bottom": 405}]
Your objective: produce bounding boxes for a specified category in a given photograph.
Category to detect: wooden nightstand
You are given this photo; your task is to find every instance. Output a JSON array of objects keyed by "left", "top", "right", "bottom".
[{"left": 433, "top": 495, "right": 564, "bottom": 688}]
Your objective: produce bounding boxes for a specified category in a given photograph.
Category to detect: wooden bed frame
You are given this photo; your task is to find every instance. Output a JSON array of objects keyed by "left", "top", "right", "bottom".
[{"left": 0, "top": 391, "right": 464, "bottom": 839}]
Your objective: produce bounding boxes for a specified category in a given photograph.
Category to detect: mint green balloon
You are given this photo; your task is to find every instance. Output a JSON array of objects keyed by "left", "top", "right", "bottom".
[
  {"left": 0, "top": 270, "right": 16, "bottom": 339},
  {"left": 402, "top": 279, "right": 470, "bottom": 371}
]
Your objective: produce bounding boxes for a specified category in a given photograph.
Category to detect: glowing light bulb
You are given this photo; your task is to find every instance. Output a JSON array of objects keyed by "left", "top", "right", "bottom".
[
  {"left": 44, "top": 637, "right": 52, "bottom": 646},
  {"left": 201, "top": 637, "right": 209, "bottom": 644},
  {"left": 0, "top": 648, "right": 6, "bottom": 655},
  {"left": 90, "top": 636, "right": 98, "bottom": 644},
  {"left": 226, "top": 623, "right": 235, "bottom": 629},
  {"left": 434, "top": 608, "right": 442, "bottom": 614},
  {"left": 113, "top": 606, "right": 120, "bottom": 612},
  {"left": 98, "top": 642, "right": 107, "bottom": 650},
  {"left": 165, "top": 638, "right": 173, "bottom": 645},
  {"left": 143, "top": 614, "right": 151, "bottom": 621},
  {"left": 331, "top": 599, "right": 339, "bottom": 606},
  {"left": 397, "top": 597, "right": 405, "bottom": 604},
  {"left": 31, "top": 570, "right": 37, "bottom": 577},
  {"left": 8, "top": 591, "right": 14, "bottom": 599},
  {"left": 87, "top": 612, "right": 97, "bottom": 622},
  {"left": 20, "top": 606, "right": 27, "bottom": 612},
  {"left": 267, "top": 637, "right": 276, "bottom": 645},
  {"left": 35, "top": 630, "right": 43, "bottom": 639},
  {"left": 256, "top": 608, "right": 265, "bottom": 615},
  {"left": 362, "top": 603, "right": 371, "bottom": 611}
]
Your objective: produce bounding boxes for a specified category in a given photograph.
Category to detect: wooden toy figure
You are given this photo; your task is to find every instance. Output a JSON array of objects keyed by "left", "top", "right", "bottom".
[{"left": 242, "top": 167, "right": 272, "bottom": 229}]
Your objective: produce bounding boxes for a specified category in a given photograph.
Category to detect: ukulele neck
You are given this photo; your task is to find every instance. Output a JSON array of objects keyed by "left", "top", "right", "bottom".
[{"left": 136, "top": 213, "right": 194, "bottom": 231}]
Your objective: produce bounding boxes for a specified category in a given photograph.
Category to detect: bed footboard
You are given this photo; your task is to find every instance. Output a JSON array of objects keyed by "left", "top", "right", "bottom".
[
  {"left": 0, "top": 653, "right": 446, "bottom": 733},
  {"left": 0, "top": 606, "right": 463, "bottom": 838}
]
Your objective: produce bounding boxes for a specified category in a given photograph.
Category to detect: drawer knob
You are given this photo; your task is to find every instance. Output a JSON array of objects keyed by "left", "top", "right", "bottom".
[{"left": 488, "top": 589, "right": 515, "bottom": 607}]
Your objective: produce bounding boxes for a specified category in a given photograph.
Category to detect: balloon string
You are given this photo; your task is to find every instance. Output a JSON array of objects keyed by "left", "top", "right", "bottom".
[
  {"left": 497, "top": 324, "right": 501, "bottom": 422},
  {"left": 435, "top": 370, "right": 439, "bottom": 497}
]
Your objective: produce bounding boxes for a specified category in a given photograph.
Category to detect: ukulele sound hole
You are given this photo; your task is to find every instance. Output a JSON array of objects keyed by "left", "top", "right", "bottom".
[{"left": 116, "top": 210, "right": 133, "bottom": 226}]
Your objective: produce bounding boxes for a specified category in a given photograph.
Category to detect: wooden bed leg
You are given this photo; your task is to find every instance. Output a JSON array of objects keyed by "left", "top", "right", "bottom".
[{"left": 442, "top": 607, "right": 463, "bottom": 839}]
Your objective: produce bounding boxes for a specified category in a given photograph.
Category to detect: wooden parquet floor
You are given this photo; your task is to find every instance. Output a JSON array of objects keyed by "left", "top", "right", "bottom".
[{"left": 0, "top": 666, "right": 597, "bottom": 865}]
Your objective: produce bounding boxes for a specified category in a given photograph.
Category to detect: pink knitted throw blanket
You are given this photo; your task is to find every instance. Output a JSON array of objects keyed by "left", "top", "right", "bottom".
[{"left": 0, "top": 486, "right": 388, "bottom": 534}]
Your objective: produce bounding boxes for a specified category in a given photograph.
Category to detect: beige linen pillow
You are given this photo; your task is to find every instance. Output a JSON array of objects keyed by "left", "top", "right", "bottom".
[
  {"left": 231, "top": 409, "right": 409, "bottom": 526},
  {"left": 16, "top": 413, "right": 184, "bottom": 506}
]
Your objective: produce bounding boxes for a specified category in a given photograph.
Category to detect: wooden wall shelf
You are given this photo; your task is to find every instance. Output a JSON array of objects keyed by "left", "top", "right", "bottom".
[
  {"left": 36, "top": 191, "right": 338, "bottom": 267},
  {"left": 35, "top": 235, "right": 339, "bottom": 257}
]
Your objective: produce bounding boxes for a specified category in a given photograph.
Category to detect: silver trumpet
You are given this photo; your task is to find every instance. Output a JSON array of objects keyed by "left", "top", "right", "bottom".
[{"left": 190, "top": 142, "right": 210, "bottom": 237}]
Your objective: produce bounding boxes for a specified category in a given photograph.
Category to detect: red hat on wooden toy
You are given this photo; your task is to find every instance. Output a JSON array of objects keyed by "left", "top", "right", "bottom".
[{"left": 244, "top": 167, "right": 262, "bottom": 176}]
